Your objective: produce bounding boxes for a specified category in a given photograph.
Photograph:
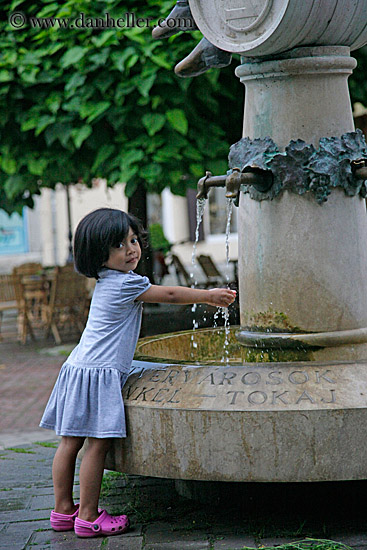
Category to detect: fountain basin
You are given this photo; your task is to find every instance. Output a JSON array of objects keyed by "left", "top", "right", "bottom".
[{"left": 105, "top": 328, "right": 367, "bottom": 482}]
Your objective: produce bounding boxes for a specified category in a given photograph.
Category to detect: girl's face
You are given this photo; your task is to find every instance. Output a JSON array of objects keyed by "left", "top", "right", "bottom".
[{"left": 105, "top": 227, "right": 141, "bottom": 273}]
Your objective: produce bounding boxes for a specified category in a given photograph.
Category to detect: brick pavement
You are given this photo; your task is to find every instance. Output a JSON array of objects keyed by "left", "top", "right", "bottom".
[{"left": 0, "top": 341, "right": 65, "bottom": 434}]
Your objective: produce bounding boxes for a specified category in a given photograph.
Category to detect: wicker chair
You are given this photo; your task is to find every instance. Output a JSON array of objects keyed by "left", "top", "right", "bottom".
[
  {"left": 12, "top": 262, "right": 43, "bottom": 278},
  {"left": 0, "top": 274, "right": 18, "bottom": 340},
  {"left": 44, "top": 265, "right": 89, "bottom": 344},
  {"left": 12, "top": 263, "right": 46, "bottom": 344}
]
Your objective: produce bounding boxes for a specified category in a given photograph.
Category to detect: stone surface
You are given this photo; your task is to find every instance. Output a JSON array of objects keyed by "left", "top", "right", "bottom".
[
  {"left": 259, "top": 538, "right": 302, "bottom": 548},
  {"left": 236, "top": 47, "right": 367, "bottom": 361},
  {"left": 105, "top": 357, "right": 367, "bottom": 482},
  {"left": 3, "top": 438, "right": 367, "bottom": 549},
  {"left": 213, "top": 535, "right": 257, "bottom": 549},
  {"left": 189, "top": 0, "right": 367, "bottom": 55},
  {"left": 144, "top": 542, "right": 210, "bottom": 550},
  {"left": 108, "top": 537, "right": 144, "bottom": 549},
  {"left": 28, "top": 530, "right": 104, "bottom": 549},
  {"left": 145, "top": 522, "right": 209, "bottom": 543}
]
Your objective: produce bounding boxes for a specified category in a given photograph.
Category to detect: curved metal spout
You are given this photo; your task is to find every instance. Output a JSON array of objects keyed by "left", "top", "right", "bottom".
[
  {"left": 226, "top": 167, "right": 273, "bottom": 200},
  {"left": 196, "top": 171, "right": 226, "bottom": 200},
  {"left": 196, "top": 167, "right": 274, "bottom": 205}
]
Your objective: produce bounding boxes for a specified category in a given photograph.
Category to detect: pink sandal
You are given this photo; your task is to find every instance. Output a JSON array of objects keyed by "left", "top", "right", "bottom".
[
  {"left": 74, "top": 510, "right": 130, "bottom": 538},
  {"left": 50, "top": 505, "right": 79, "bottom": 531}
]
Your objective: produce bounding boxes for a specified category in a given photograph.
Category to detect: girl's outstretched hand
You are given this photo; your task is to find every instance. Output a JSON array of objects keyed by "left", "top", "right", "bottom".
[{"left": 206, "top": 288, "right": 237, "bottom": 308}]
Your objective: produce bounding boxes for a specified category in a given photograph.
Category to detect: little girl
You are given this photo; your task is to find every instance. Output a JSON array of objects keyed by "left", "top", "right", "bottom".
[{"left": 40, "top": 207, "right": 236, "bottom": 539}]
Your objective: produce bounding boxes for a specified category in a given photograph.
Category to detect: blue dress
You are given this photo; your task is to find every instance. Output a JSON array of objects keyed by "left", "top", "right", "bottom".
[{"left": 40, "top": 269, "right": 151, "bottom": 438}]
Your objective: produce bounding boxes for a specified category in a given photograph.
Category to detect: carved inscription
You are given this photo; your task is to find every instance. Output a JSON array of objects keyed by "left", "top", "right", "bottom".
[{"left": 124, "top": 366, "right": 340, "bottom": 409}]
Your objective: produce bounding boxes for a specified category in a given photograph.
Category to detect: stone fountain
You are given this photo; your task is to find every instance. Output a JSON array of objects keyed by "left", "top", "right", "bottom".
[{"left": 106, "top": 0, "right": 367, "bottom": 482}]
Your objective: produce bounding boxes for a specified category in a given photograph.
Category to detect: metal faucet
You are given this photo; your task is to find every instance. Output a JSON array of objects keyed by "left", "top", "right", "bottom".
[{"left": 196, "top": 166, "right": 273, "bottom": 206}]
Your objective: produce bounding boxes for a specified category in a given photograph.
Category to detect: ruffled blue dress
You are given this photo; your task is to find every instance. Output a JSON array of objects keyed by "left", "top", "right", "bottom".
[{"left": 40, "top": 269, "right": 151, "bottom": 438}]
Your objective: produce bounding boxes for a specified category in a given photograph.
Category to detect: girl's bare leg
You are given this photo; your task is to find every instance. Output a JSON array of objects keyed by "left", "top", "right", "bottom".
[
  {"left": 52, "top": 436, "right": 85, "bottom": 514},
  {"left": 78, "top": 437, "right": 111, "bottom": 522}
]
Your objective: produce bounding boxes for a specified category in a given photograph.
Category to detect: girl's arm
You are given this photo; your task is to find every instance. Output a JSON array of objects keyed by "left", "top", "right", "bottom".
[{"left": 137, "top": 285, "right": 236, "bottom": 308}]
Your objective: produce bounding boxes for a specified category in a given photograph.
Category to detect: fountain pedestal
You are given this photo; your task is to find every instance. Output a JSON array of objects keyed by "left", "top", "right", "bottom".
[
  {"left": 105, "top": 329, "right": 367, "bottom": 482},
  {"left": 106, "top": 1, "right": 367, "bottom": 482},
  {"left": 236, "top": 47, "right": 367, "bottom": 361}
]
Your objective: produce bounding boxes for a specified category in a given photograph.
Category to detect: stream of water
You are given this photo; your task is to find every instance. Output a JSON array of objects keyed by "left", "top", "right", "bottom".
[
  {"left": 190, "top": 198, "right": 207, "bottom": 355},
  {"left": 221, "top": 197, "right": 234, "bottom": 363},
  {"left": 189, "top": 197, "right": 234, "bottom": 363}
]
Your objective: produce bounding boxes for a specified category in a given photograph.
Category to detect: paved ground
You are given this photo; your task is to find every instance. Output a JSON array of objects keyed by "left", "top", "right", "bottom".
[{"left": 2, "top": 339, "right": 367, "bottom": 549}]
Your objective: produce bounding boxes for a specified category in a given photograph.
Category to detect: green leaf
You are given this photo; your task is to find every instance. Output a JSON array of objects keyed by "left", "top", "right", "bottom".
[
  {"left": 120, "top": 149, "right": 144, "bottom": 168},
  {"left": 151, "top": 96, "right": 162, "bottom": 110},
  {"left": 140, "top": 163, "right": 162, "bottom": 183},
  {"left": 37, "top": 3, "right": 60, "bottom": 17},
  {"left": 190, "top": 163, "right": 205, "bottom": 178},
  {"left": 94, "top": 73, "right": 114, "bottom": 94},
  {"left": 166, "top": 109, "right": 188, "bottom": 135},
  {"left": 10, "top": 0, "right": 25, "bottom": 10},
  {"left": 1, "top": 50, "right": 17, "bottom": 65},
  {"left": 153, "top": 145, "right": 182, "bottom": 162},
  {"left": 137, "top": 74, "right": 156, "bottom": 98},
  {"left": 126, "top": 54, "right": 139, "bottom": 70},
  {"left": 4, "top": 175, "right": 25, "bottom": 199},
  {"left": 184, "top": 144, "right": 203, "bottom": 161},
  {"left": 80, "top": 101, "right": 111, "bottom": 123},
  {"left": 119, "top": 164, "right": 139, "bottom": 184},
  {"left": 111, "top": 47, "right": 137, "bottom": 72},
  {"left": 35, "top": 115, "right": 56, "bottom": 136},
  {"left": 89, "top": 49, "right": 110, "bottom": 67},
  {"left": 21, "top": 116, "right": 38, "bottom": 131},
  {"left": 124, "top": 178, "right": 138, "bottom": 197},
  {"left": 45, "top": 92, "right": 62, "bottom": 114},
  {"left": 1, "top": 156, "right": 17, "bottom": 175},
  {"left": 142, "top": 113, "right": 165, "bottom": 137},
  {"left": 44, "top": 123, "right": 73, "bottom": 147},
  {"left": 63, "top": 95, "right": 82, "bottom": 113},
  {"left": 0, "top": 85, "right": 10, "bottom": 96},
  {"left": 27, "top": 157, "right": 48, "bottom": 176},
  {"left": 71, "top": 125, "right": 92, "bottom": 149},
  {"left": 65, "top": 73, "right": 86, "bottom": 93},
  {"left": 207, "top": 159, "right": 229, "bottom": 175},
  {"left": 0, "top": 70, "right": 12, "bottom": 82},
  {"left": 150, "top": 54, "right": 172, "bottom": 70},
  {"left": 21, "top": 52, "right": 42, "bottom": 66},
  {"left": 145, "top": 136, "right": 165, "bottom": 154},
  {"left": 19, "top": 67, "right": 39, "bottom": 83},
  {"left": 92, "top": 144, "right": 115, "bottom": 172},
  {"left": 60, "top": 47, "right": 86, "bottom": 68},
  {"left": 115, "top": 81, "right": 136, "bottom": 103},
  {"left": 91, "top": 31, "right": 116, "bottom": 48}
]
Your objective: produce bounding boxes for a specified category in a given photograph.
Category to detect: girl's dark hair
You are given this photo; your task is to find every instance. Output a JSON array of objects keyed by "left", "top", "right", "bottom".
[{"left": 74, "top": 208, "right": 145, "bottom": 279}]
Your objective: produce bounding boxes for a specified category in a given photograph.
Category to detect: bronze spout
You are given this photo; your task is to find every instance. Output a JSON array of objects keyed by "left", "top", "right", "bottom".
[
  {"left": 196, "top": 167, "right": 274, "bottom": 204},
  {"left": 196, "top": 171, "right": 227, "bottom": 200},
  {"left": 225, "top": 168, "right": 242, "bottom": 199}
]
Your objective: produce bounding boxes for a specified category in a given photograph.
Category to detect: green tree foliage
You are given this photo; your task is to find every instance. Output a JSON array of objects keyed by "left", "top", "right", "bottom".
[
  {"left": 0, "top": 0, "right": 244, "bottom": 214},
  {"left": 350, "top": 46, "right": 367, "bottom": 106}
]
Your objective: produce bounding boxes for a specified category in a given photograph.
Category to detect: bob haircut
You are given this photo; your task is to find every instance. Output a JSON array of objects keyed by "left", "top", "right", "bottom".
[{"left": 74, "top": 208, "right": 145, "bottom": 279}]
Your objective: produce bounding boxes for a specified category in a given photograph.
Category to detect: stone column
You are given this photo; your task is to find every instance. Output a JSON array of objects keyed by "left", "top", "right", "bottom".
[{"left": 236, "top": 46, "right": 367, "bottom": 360}]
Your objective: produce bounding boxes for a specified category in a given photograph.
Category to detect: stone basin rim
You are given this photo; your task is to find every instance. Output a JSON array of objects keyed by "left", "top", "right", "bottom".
[
  {"left": 134, "top": 326, "right": 367, "bottom": 365},
  {"left": 237, "top": 327, "right": 367, "bottom": 348}
]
